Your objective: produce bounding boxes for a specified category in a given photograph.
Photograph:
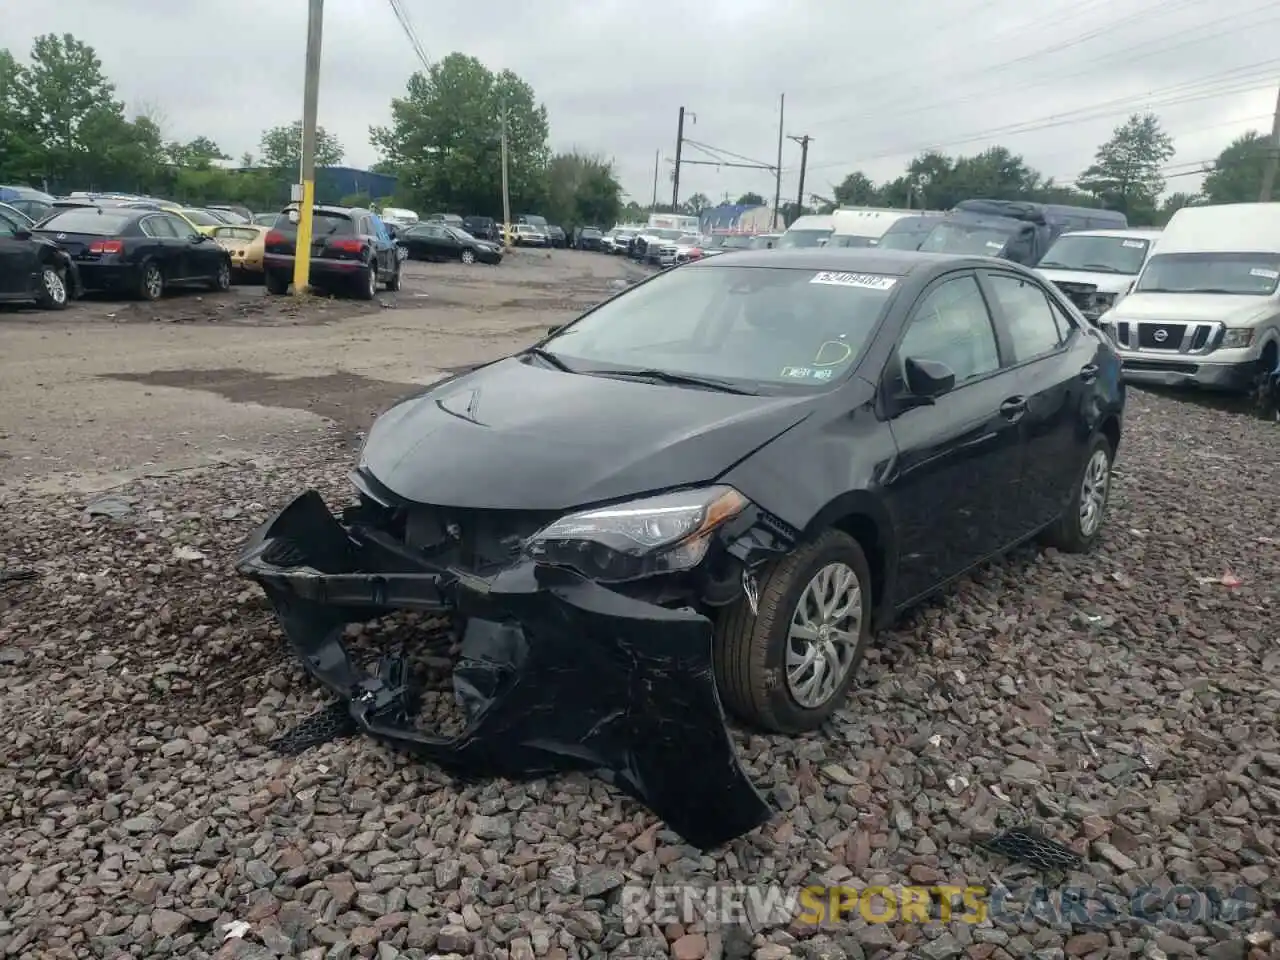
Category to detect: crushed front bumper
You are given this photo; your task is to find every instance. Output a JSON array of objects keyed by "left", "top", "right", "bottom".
[{"left": 236, "top": 489, "right": 773, "bottom": 849}]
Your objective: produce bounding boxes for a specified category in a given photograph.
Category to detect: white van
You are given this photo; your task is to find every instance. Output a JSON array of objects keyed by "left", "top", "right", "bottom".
[
  {"left": 1099, "top": 204, "right": 1280, "bottom": 392},
  {"left": 1036, "top": 228, "right": 1161, "bottom": 322},
  {"left": 828, "top": 208, "right": 941, "bottom": 248},
  {"left": 777, "top": 214, "right": 835, "bottom": 248}
]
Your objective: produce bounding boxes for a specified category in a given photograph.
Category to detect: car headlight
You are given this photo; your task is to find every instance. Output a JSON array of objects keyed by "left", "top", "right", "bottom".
[
  {"left": 526, "top": 485, "right": 749, "bottom": 583},
  {"left": 1221, "top": 328, "right": 1254, "bottom": 349}
]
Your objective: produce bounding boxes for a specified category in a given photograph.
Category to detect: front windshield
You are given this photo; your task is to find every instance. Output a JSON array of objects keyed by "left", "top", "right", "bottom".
[
  {"left": 918, "top": 220, "right": 1015, "bottom": 255},
  {"left": 652, "top": 228, "right": 684, "bottom": 240},
  {"left": 876, "top": 226, "right": 931, "bottom": 251},
  {"left": 1039, "top": 235, "right": 1150, "bottom": 274},
  {"left": 1135, "top": 252, "right": 1280, "bottom": 296},
  {"left": 777, "top": 228, "right": 833, "bottom": 249},
  {"left": 540, "top": 265, "right": 899, "bottom": 389}
]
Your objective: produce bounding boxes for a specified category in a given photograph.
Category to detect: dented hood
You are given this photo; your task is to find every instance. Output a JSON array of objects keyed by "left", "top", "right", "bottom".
[{"left": 361, "top": 356, "right": 815, "bottom": 510}]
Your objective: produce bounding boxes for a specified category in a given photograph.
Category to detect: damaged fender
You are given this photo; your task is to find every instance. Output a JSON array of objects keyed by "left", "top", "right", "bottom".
[{"left": 237, "top": 490, "right": 774, "bottom": 850}]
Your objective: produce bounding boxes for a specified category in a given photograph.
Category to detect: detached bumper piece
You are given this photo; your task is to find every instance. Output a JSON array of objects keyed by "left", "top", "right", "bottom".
[{"left": 236, "top": 490, "right": 772, "bottom": 850}]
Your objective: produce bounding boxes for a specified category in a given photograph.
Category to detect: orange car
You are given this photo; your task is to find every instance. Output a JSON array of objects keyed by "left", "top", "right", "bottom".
[{"left": 211, "top": 224, "right": 268, "bottom": 280}]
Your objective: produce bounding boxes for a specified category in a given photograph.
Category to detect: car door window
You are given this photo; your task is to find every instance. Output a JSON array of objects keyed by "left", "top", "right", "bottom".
[
  {"left": 144, "top": 216, "right": 177, "bottom": 238},
  {"left": 986, "top": 274, "right": 1065, "bottom": 361},
  {"left": 160, "top": 215, "right": 193, "bottom": 238},
  {"left": 899, "top": 274, "right": 1001, "bottom": 384}
]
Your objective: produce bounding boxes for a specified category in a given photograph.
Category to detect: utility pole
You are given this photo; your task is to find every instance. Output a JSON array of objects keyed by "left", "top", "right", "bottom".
[
  {"left": 789, "top": 134, "right": 812, "bottom": 222},
  {"left": 292, "top": 0, "right": 324, "bottom": 296},
  {"left": 499, "top": 104, "right": 512, "bottom": 247},
  {"left": 651, "top": 150, "right": 660, "bottom": 211},
  {"left": 1259, "top": 82, "right": 1280, "bottom": 202},
  {"left": 773, "top": 94, "right": 785, "bottom": 230},
  {"left": 672, "top": 107, "right": 686, "bottom": 211}
]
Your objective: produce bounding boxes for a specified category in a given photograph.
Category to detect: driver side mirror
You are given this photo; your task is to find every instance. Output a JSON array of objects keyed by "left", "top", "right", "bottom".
[
  {"left": 190, "top": 233, "right": 205, "bottom": 243},
  {"left": 14, "top": 229, "right": 31, "bottom": 241},
  {"left": 904, "top": 357, "right": 955, "bottom": 399}
]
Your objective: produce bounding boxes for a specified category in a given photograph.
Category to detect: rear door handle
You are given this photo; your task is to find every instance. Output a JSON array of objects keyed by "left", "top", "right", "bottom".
[
  {"left": 999, "top": 396, "right": 1027, "bottom": 420},
  {"left": 1079, "top": 364, "right": 1099, "bottom": 383}
]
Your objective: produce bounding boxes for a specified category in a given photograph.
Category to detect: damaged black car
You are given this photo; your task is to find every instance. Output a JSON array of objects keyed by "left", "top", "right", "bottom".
[{"left": 237, "top": 248, "right": 1125, "bottom": 849}]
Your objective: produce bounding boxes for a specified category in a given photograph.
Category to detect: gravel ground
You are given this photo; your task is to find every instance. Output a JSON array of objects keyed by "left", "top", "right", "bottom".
[{"left": 1, "top": 389, "right": 1277, "bottom": 960}]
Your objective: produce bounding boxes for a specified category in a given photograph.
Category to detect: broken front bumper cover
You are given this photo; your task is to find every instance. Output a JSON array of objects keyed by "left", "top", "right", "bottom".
[{"left": 235, "top": 489, "right": 773, "bottom": 849}]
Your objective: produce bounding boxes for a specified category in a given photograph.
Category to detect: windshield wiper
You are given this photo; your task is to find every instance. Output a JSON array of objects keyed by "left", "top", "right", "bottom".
[
  {"left": 583, "top": 368, "right": 758, "bottom": 395},
  {"left": 523, "top": 346, "right": 576, "bottom": 372},
  {"left": 1080, "top": 263, "right": 1122, "bottom": 273}
]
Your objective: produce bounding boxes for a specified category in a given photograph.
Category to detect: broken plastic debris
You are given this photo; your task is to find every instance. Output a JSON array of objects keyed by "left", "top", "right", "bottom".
[
  {"left": 172, "top": 546, "right": 206, "bottom": 561},
  {"left": 954, "top": 669, "right": 967, "bottom": 684},
  {"left": 989, "top": 784, "right": 1012, "bottom": 803},
  {"left": 946, "top": 775, "right": 969, "bottom": 794},
  {"left": 221, "top": 921, "right": 251, "bottom": 941},
  {"left": 928, "top": 734, "right": 943, "bottom": 748},
  {"left": 1197, "top": 570, "right": 1242, "bottom": 588}
]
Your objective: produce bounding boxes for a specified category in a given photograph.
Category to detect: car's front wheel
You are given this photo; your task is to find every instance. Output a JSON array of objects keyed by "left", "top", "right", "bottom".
[
  {"left": 35, "top": 263, "right": 69, "bottom": 310},
  {"left": 1042, "top": 432, "right": 1114, "bottom": 553},
  {"left": 714, "top": 529, "right": 872, "bottom": 734},
  {"left": 460, "top": 248, "right": 476, "bottom": 265}
]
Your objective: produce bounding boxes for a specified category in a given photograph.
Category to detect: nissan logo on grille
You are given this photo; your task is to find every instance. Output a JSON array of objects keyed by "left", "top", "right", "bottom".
[{"left": 1153, "top": 329, "right": 1169, "bottom": 343}]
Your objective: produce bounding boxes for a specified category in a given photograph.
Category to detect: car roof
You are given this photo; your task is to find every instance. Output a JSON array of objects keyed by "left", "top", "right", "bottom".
[
  {"left": 690, "top": 247, "right": 1017, "bottom": 275},
  {"left": 1056, "top": 228, "right": 1162, "bottom": 240}
]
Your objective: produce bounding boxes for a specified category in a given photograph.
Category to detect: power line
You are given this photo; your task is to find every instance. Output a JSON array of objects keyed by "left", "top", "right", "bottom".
[
  {"left": 806, "top": 64, "right": 1280, "bottom": 173},
  {"left": 386, "top": 0, "right": 431, "bottom": 71},
  {"left": 809, "top": 1, "right": 1280, "bottom": 133}
]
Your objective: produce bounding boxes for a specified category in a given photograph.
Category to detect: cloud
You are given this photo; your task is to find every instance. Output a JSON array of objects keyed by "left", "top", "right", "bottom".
[{"left": 3, "top": 0, "right": 1276, "bottom": 204}]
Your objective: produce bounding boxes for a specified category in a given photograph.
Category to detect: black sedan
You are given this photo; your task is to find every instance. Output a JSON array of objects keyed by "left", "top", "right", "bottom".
[
  {"left": 236, "top": 248, "right": 1123, "bottom": 849},
  {"left": 33, "top": 206, "right": 232, "bottom": 300},
  {"left": 0, "top": 204, "right": 80, "bottom": 309},
  {"left": 576, "top": 227, "right": 604, "bottom": 251},
  {"left": 399, "top": 223, "right": 502, "bottom": 265}
]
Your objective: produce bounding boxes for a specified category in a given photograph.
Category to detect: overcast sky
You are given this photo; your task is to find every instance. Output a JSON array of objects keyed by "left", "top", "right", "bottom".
[{"left": 3, "top": 0, "right": 1278, "bottom": 208}]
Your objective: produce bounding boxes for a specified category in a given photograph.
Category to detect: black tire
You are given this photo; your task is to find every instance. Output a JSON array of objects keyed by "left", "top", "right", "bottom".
[
  {"left": 460, "top": 248, "right": 476, "bottom": 265},
  {"left": 713, "top": 529, "right": 873, "bottom": 734},
  {"left": 354, "top": 262, "right": 377, "bottom": 301},
  {"left": 265, "top": 271, "right": 289, "bottom": 295},
  {"left": 137, "top": 260, "right": 163, "bottom": 301},
  {"left": 1041, "top": 432, "right": 1114, "bottom": 553},
  {"left": 34, "top": 262, "right": 69, "bottom": 310},
  {"left": 385, "top": 261, "right": 401, "bottom": 292},
  {"left": 210, "top": 258, "right": 232, "bottom": 292}
]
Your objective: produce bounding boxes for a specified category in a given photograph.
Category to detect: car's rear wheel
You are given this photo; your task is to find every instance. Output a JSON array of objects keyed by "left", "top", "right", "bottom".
[
  {"left": 385, "top": 261, "right": 401, "bottom": 292},
  {"left": 1042, "top": 432, "right": 1114, "bottom": 553},
  {"left": 138, "top": 261, "right": 164, "bottom": 301},
  {"left": 460, "top": 249, "right": 476, "bottom": 265},
  {"left": 714, "top": 529, "right": 872, "bottom": 734},
  {"left": 265, "top": 271, "right": 289, "bottom": 295},
  {"left": 35, "top": 263, "right": 69, "bottom": 310},
  {"left": 354, "top": 262, "right": 377, "bottom": 300}
]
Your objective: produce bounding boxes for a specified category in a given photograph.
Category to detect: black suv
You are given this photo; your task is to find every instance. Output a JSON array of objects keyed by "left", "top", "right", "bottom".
[
  {"left": 462, "top": 216, "right": 499, "bottom": 243},
  {"left": 546, "top": 225, "right": 567, "bottom": 249},
  {"left": 263, "top": 205, "right": 401, "bottom": 299}
]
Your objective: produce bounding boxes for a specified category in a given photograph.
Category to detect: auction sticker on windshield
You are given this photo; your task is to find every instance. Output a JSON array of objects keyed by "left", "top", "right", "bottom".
[
  {"left": 1122, "top": 240, "right": 1145, "bottom": 248},
  {"left": 780, "top": 366, "right": 836, "bottom": 381},
  {"left": 1250, "top": 267, "right": 1279, "bottom": 279},
  {"left": 810, "top": 271, "right": 897, "bottom": 290}
]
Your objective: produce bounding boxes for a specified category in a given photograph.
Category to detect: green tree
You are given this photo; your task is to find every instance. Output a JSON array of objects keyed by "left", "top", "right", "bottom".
[
  {"left": 259, "top": 121, "right": 344, "bottom": 173},
  {"left": 370, "top": 52, "right": 549, "bottom": 216},
  {"left": 544, "top": 151, "right": 622, "bottom": 229},
  {"left": 1201, "top": 131, "right": 1271, "bottom": 204},
  {"left": 833, "top": 171, "right": 881, "bottom": 207},
  {"left": 166, "top": 136, "right": 228, "bottom": 168},
  {"left": 1156, "top": 191, "right": 1200, "bottom": 225},
  {"left": 0, "top": 49, "right": 35, "bottom": 181},
  {"left": 617, "top": 200, "right": 647, "bottom": 224},
  {"left": 735, "top": 192, "right": 765, "bottom": 206},
  {"left": 1077, "top": 112, "right": 1174, "bottom": 223},
  {"left": 684, "top": 192, "right": 710, "bottom": 214}
]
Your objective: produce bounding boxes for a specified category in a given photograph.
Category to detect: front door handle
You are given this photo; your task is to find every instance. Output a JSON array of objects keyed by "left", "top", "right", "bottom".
[
  {"left": 1079, "top": 363, "right": 1099, "bottom": 383},
  {"left": 999, "top": 396, "right": 1027, "bottom": 421}
]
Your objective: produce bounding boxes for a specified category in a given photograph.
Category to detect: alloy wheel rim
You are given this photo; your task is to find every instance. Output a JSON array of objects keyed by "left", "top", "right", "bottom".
[
  {"left": 43, "top": 268, "right": 66, "bottom": 304},
  {"left": 785, "top": 562, "right": 863, "bottom": 709},
  {"left": 1079, "top": 448, "right": 1110, "bottom": 537},
  {"left": 368, "top": 267, "right": 376, "bottom": 296},
  {"left": 462, "top": 250, "right": 475, "bottom": 264},
  {"left": 219, "top": 263, "right": 230, "bottom": 288},
  {"left": 146, "top": 266, "right": 161, "bottom": 298}
]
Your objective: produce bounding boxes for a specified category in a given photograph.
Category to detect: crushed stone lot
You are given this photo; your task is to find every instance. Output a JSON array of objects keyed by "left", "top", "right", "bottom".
[{"left": 1, "top": 258, "right": 1278, "bottom": 959}]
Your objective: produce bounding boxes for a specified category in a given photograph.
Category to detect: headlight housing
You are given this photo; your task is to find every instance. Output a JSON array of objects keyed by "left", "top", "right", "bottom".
[
  {"left": 1220, "top": 328, "right": 1254, "bottom": 349},
  {"left": 527, "top": 485, "right": 749, "bottom": 583}
]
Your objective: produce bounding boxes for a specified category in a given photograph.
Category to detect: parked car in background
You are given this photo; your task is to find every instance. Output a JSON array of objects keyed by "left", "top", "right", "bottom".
[
  {"left": 873, "top": 215, "right": 945, "bottom": 251},
  {"left": 33, "top": 205, "right": 232, "bottom": 300},
  {"left": 1098, "top": 203, "right": 1280, "bottom": 393},
  {"left": 576, "top": 227, "right": 604, "bottom": 251},
  {"left": 379, "top": 207, "right": 420, "bottom": 229},
  {"left": 749, "top": 233, "right": 781, "bottom": 249},
  {"left": 778, "top": 215, "right": 836, "bottom": 248},
  {"left": 463, "top": 216, "right": 500, "bottom": 243},
  {"left": 0, "top": 185, "right": 54, "bottom": 225},
  {"left": 212, "top": 224, "right": 269, "bottom": 282},
  {"left": 263, "top": 204, "right": 402, "bottom": 299},
  {"left": 699, "top": 233, "right": 756, "bottom": 258},
  {"left": 512, "top": 223, "right": 550, "bottom": 247},
  {"left": 546, "top": 225, "right": 567, "bottom": 249},
  {"left": 919, "top": 200, "right": 1128, "bottom": 267},
  {"left": 399, "top": 222, "right": 503, "bottom": 265},
  {"left": 208, "top": 204, "right": 254, "bottom": 224},
  {"left": 658, "top": 234, "right": 702, "bottom": 267},
  {"left": 1035, "top": 228, "right": 1161, "bottom": 323},
  {"left": 603, "top": 228, "right": 639, "bottom": 254},
  {"left": 427, "top": 213, "right": 465, "bottom": 229},
  {"left": 518, "top": 214, "right": 548, "bottom": 229},
  {"left": 634, "top": 228, "right": 686, "bottom": 264},
  {"left": 253, "top": 212, "right": 279, "bottom": 226},
  {"left": 0, "top": 203, "right": 79, "bottom": 309}
]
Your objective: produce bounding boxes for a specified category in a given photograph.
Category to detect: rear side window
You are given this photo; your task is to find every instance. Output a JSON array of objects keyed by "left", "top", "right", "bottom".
[
  {"left": 38, "top": 209, "right": 135, "bottom": 235},
  {"left": 986, "top": 274, "right": 1065, "bottom": 360}
]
